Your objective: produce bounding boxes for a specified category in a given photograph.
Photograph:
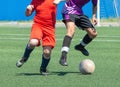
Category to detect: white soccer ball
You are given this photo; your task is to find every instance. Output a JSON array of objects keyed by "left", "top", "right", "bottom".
[{"left": 79, "top": 59, "right": 95, "bottom": 74}]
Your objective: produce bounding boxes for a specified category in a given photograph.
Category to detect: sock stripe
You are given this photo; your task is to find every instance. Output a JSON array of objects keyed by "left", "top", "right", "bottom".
[
  {"left": 61, "top": 46, "right": 69, "bottom": 52},
  {"left": 80, "top": 40, "right": 87, "bottom": 46}
]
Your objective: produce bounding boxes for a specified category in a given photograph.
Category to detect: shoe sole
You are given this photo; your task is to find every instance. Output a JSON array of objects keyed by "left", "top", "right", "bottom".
[
  {"left": 75, "top": 47, "right": 89, "bottom": 56},
  {"left": 59, "top": 60, "right": 68, "bottom": 66}
]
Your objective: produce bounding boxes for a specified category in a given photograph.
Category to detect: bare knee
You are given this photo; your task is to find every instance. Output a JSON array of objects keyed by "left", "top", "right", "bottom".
[
  {"left": 29, "top": 39, "right": 39, "bottom": 48},
  {"left": 43, "top": 47, "right": 52, "bottom": 59},
  {"left": 90, "top": 32, "right": 97, "bottom": 39},
  {"left": 86, "top": 28, "right": 97, "bottom": 39}
]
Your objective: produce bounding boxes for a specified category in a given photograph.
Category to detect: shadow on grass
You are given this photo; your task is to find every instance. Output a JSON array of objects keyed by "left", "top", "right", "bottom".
[
  {"left": 51, "top": 71, "right": 81, "bottom": 76},
  {"left": 16, "top": 73, "right": 41, "bottom": 76},
  {"left": 16, "top": 71, "right": 82, "bottom": 76}
]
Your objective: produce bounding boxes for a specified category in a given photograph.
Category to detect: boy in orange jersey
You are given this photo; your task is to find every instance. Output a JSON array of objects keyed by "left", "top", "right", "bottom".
[{"left": 16, "top": 0, "right": 57, "bottom": 75}]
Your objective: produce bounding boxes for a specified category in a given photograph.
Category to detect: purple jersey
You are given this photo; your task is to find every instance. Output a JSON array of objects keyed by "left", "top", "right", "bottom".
[{"left": 62, "top": 0, "right": 97, "bottom": 15}]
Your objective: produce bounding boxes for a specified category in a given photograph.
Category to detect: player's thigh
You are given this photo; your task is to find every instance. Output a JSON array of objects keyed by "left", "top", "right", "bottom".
[
  {"left": 29, "top": 24, "right": 43, "bottom": 46},
  {"left": 42, "top": 27, "right": 56, "bottom": 48},
  {"left": 75, "top": 15, "right": 93, "bottom": 29},
  {"left": 30, "top": 23, "right": 42, "bottom": 40},
  {"left": 65, "top": 20, "right": 76, "bottom": 37}
]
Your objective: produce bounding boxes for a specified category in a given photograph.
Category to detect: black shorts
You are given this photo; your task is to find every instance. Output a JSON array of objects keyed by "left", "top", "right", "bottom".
[{"left": 62, "top": 14, "right": 94, "bottom": 30}]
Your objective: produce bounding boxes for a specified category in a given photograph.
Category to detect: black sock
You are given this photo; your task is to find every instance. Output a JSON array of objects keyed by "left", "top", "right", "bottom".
[
  {"left": 62, "top": 35, "right": 72, "bottom": 47},
  {"left": 61, "top": 51, "right": 67, "bottom": 58},
  {"left": 80, "top": 34, "right": 92, "bottom": 47},
  {"left": 61, "top": 35, "right": 72, "bottom": 56},
  {"left": 40, "top": 55, "right": 50, "bottom": 69},
  {"left": 22, "top": 44, "right": 34, "bottom": 62}
]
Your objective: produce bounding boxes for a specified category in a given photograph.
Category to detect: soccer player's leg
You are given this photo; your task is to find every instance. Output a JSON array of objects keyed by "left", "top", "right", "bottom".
[
  {"left": 16, "top": 24, "right": 41, "bottom": 68},
  {"left": 60, "top": 21, "right": 75, "bottom": 66},
  {"left": 74, "top": 15, "right": 97, "bottom": 56},
  {"left": 74, "top": 34, "right": 91, "bottom": 56},
  {"left": 60, "top": 36, "right": 72, "bottom": 66},
  {"left": 40, "top": 27, "right": 55, "bottom": 75},
  {"left": 16, "top": 39, "right": 39, "bottom": 67},
  {"left": 40, "top": 46, "right": 52, "bottom": 76}
]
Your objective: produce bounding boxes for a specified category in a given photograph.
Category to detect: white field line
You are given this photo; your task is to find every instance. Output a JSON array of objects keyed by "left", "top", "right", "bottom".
[
  {"left": 0, "top": 34, "right": 120, "bottom": 42},
  {"left": 0, "top": 38, "right": 28, "bottom": 40},
  {"left": 0, "top": 34, "right": 29, "bottom": 36},
  {"left": 0, "top": 34, "right": 120, "bottom": 38},
  {"left": 0, "top": 38, "right": 120, "bottom": 42},
  {"left": 93, "top": 39, "right": 120, "bottom": 42}
]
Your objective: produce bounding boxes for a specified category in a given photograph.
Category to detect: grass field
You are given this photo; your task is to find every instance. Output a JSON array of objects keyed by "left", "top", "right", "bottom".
[{"left": 0, "top": 26, "right": 120, "bottom": 87}]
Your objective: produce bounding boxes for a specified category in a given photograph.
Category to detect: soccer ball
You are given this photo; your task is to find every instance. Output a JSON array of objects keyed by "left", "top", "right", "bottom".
[{"left": 79, "top": 59, "right": 95, "bottom": 74}]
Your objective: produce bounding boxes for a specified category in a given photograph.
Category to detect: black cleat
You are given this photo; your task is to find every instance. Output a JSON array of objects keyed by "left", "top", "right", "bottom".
[
  {"left": 16, "top": 58, "right": 25, "bottom": 68},
  {"left": 40, "top": 68, "right": 48, "bottom": 76},
  {"left": 75, "top": 44, "right": 89, "bottom": 56},
  {"left": 59, "top": 56, "right": 68, "bottom": 66}
]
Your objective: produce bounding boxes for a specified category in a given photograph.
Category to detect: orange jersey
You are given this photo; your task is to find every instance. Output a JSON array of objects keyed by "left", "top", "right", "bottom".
[
  {"left": 30, "top": 0, "right": 57, "bottom": 27},
  {"left": 29, "top": 0, "right": 57, "bottom": 48}
]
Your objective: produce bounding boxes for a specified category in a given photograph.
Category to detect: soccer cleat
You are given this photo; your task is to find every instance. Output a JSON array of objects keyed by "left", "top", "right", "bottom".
[
  {"left": 75, "top": 44, "right": 89, "bottom": 56},
  {"left": 16, "top": 58, "right": 25, "bottom": 68},
  {"left": 59, "top": 56, "right": 68, "bottom": 66},
  {"left": 40, "top": 68, "right": 49, "bottom": 76}
]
